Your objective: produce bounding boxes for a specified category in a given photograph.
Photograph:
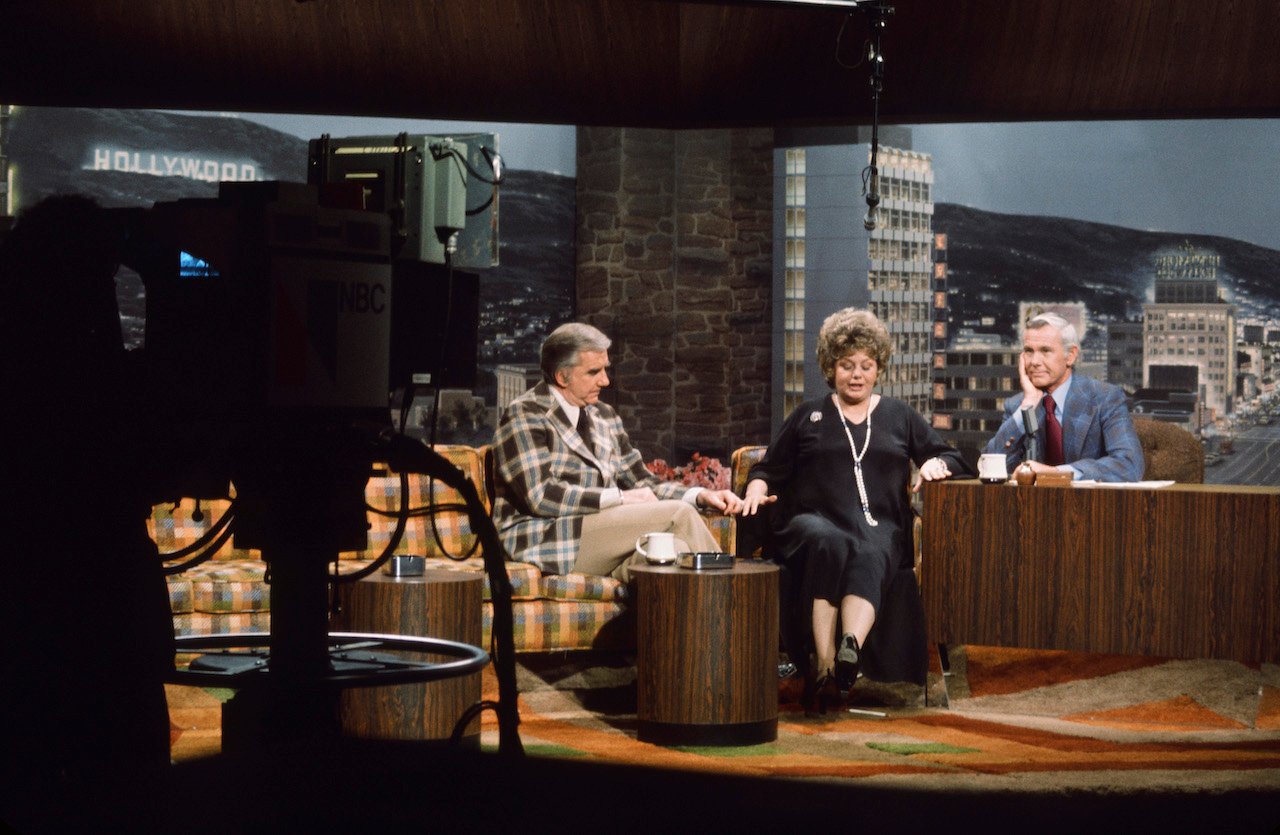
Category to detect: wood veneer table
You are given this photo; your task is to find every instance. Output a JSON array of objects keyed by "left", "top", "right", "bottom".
[
  {"left": 921, "top": 480, "right": 1280, "bottom": 664},
  {"left": 330, "top": 569, "right": 484, "bottom": 745},
  {"left": 631, "top": 561, "right": 778, "bottom": 746}
]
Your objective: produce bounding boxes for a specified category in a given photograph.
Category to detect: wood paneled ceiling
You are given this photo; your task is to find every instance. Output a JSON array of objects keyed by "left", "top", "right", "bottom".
[{"left": 3, "top": 0, "right": 1278, "bottom": 127}]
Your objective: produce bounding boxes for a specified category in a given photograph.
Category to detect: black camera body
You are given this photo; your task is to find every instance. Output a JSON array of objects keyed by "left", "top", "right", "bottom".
[
  {"left": 118, "top": 181, "right": 396, "bottom": 514},
  {"left": 127, "top": 181, "right": 394, "bottom": 418}
]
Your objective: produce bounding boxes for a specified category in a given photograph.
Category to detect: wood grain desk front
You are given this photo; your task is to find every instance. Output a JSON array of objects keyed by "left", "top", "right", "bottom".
[{"left": 921, "top": 480, "right": 1279, "bottom": 664}]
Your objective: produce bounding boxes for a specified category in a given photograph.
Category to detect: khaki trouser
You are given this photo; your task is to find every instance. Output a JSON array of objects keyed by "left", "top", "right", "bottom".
[{"left": 574, "top": 499, "right": 720, "bottom": 582}]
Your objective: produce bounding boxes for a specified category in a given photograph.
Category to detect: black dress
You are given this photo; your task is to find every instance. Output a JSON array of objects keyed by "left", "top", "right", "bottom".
[{"left": 747, "top": 394, "right": 968, "bottom": 685}]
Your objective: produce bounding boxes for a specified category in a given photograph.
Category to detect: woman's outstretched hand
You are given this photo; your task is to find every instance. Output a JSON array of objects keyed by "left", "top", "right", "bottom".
[
  {"left": 741, "top": 477, "right": 778, "bottom": 516},
  {"left": 912, "top": 457, "right": 952, "bottom": 492}
]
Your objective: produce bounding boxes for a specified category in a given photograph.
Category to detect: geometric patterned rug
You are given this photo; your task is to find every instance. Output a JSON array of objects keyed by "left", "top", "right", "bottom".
[{"left": 169, "top": 645, "right": 1280, "bottom": 796}]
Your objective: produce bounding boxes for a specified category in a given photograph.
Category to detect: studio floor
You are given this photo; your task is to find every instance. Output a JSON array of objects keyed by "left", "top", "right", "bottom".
[{"left": 170, "top": 645, "right": 1280, "bottom": 793}]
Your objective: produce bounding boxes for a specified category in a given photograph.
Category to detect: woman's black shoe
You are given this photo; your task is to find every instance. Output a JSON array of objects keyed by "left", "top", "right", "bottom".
[
  {"left": 834, "top": 633, "right": 861, "bottom": 693},
  {"left": 801, "top": 672, "right": 840, "bottom": 717}
]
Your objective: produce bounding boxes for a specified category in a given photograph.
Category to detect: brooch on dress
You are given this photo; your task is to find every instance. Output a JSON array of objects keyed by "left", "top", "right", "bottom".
[{"left": 809, "top": 411, "right": 823, "bottom": 422}]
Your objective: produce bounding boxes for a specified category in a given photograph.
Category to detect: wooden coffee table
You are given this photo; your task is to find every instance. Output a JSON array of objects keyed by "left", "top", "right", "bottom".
[
  {"left": 630, "top": 560, "right": 778, "bottom": 745},
  {"left": 330, "top": 569, "right": 484, "bottom": 746}
]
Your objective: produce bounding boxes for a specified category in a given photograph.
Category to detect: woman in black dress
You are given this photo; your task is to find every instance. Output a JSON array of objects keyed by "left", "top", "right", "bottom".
[{"left": 742, "top": 308, "right": 967, "bottom": 713}]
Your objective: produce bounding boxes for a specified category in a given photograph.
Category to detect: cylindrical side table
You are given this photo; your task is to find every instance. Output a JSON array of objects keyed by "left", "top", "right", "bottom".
[
  {"left": 631, "top": 561, "right": 778, "bottom": 746},
  {"left": 331, "top": 569, "right": 483, "bottom": 745}
]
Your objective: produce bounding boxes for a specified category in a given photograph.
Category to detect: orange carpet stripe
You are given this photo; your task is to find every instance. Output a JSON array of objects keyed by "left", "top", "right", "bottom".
[
  {"left": 963, "top": 646, "right": 1167, "bottom": 697},
  {"left": 912, "top": 712, "right": 1280, "bottom": 754},
  {"left": 1063, "top": 695, "right": 1247, "bottom": 731}
]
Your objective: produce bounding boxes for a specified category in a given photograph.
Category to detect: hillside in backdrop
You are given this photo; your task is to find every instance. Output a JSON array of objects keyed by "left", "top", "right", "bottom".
[
  {"left": 934, "top": 203, "right": 1280, "bottom": 340},
  {"left": 8, "top": 107, "right": 1276, "bottom": 381}
]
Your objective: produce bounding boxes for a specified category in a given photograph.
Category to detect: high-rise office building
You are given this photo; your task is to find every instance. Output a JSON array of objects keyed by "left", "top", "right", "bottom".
[
  {"left": 1142, "top": 244, "right": 1236, "bottom": 417},
  {"left": 494, "top": 363, "right": 542, "bottom": 427},
  {"left": 1237, "top": 322, "right": 1274, "bottom": 402},
  {"left": 772, "top": 127, "right": 934, "bottom": 429},
  {"left": 1241, "top": 322, "right": 1266, "bottom": 344},
  {"left": 930, "top": 333, "right": 1021, "bottom": 466},
  {"left": 1106, "top": 320, "right": 1145, "bottom": 393}
]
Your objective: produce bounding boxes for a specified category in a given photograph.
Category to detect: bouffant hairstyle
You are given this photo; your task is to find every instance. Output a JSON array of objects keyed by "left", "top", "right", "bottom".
[{"left": 816, "top": 307, "right": 891, "bottom": 387}]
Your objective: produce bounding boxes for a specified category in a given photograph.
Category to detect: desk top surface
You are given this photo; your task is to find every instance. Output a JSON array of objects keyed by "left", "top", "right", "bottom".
[{"left": 931, "top": 478, "right": 1280, "bottom": 497}]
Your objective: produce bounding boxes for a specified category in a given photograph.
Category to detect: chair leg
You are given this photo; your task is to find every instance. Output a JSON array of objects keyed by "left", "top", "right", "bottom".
[{"left": 924, "top": 642, "right": 950, "bottom": 708}]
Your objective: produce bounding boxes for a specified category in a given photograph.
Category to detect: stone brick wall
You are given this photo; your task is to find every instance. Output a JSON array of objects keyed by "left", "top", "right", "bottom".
[{"left": 576, "top": 126, "right": 773, "bottom": 465}]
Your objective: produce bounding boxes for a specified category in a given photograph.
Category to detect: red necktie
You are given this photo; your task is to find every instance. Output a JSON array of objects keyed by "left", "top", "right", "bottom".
[{"left": 1043, "top": 393, "right": 1064, "bottom": 466}]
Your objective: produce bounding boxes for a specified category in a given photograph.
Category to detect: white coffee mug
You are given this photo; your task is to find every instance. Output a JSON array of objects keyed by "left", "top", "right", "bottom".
[
  {"left": 635, "top": 531, "right": 677, "bottom": 564},
  {"left": 977, "top": 453, "right": 1008, "bottom": 484}
]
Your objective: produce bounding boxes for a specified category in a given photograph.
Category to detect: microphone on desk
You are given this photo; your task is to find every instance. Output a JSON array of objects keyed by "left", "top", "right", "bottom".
[{"left": 1022, "top": 403, "right": 1041, "bottom": 463}]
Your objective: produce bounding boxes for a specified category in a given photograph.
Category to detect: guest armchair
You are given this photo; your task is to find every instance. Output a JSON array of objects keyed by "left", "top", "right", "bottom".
[{"left": 1132, "top": 418, "right": 1204, "bottom": 483}]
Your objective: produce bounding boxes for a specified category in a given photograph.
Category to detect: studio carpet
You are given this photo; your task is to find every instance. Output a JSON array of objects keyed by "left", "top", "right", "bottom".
[{"left": 169, "top": 646, "right": 1280, "bottom": 803}]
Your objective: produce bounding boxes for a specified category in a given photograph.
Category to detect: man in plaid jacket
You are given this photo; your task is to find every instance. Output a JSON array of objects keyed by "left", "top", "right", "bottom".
[{"left": 492, "top": 322, "right": 742, "bottom": 579}]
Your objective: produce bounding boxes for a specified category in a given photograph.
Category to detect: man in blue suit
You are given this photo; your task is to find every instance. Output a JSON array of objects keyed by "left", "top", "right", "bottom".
[{"left": 986, "top": 313, "right": 1144, "bottom": 482}]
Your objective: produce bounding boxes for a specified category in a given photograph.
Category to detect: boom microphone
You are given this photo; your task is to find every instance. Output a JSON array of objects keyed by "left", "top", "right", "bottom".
[{"left": 863, "top": 166, "right": 880, "bottom": 231}]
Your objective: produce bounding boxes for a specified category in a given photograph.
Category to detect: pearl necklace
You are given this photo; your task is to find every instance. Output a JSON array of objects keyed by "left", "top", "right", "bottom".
[{"left": 836, "top": 395, "right": 878, "bottom": 527}]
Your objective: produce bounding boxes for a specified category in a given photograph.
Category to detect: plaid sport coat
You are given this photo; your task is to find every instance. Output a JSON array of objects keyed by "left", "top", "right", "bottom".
[
  {"left": 985, "top": 373, "right": 1145, "bottom": 482},
  {"left": 491, "top": 381, "right": 688, "bottom": 574}
]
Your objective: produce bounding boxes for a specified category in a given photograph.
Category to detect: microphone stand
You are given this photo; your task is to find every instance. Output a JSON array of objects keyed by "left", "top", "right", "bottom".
[{"left": 860, "top": 1, "right": 892, "bottom": 230}]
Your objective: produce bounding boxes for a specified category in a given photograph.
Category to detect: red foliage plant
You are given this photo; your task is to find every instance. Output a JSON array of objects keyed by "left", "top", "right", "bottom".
[{"left": 645, "top": 452, "right": 730, "bottom": 491}]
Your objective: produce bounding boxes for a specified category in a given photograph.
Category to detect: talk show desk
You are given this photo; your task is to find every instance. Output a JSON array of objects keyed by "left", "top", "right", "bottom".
[{"left": 920, "top": 480, "right": 1280, "bottom": 665}]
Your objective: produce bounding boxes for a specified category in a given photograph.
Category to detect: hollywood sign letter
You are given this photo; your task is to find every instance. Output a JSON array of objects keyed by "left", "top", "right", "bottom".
[{"left": 90, "top": 147, "right": 259, "bottom": 182}]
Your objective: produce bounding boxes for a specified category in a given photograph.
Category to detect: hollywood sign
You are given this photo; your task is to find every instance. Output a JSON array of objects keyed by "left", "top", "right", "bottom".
[
  {"left": 1155, "top": 243, "right": 1220, "bottom": 281},
  {"left": 88, "top": 147, "right": 260, "bottom": 182}
]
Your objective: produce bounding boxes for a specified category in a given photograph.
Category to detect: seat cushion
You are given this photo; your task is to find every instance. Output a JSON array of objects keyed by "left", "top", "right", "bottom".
[
  {"left": 167, "top": 576, "right": 194, "bottom": 615},
  {"left": 173, "top": 611, "right": 272, "bottom": 637},
  {"left": 183, "top": 560, "right": 268, "bottom": 613},
  {"left": 540, "top": 571, "right": 628, "bottom": 603},
  {"left": 485, "top": 599, "right": 633, "bottom": 653}
]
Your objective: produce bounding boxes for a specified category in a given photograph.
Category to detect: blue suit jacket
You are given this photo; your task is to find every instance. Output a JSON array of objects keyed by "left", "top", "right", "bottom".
[{"left": 984, "top": 374, "right": 1145, "bottom": 482}]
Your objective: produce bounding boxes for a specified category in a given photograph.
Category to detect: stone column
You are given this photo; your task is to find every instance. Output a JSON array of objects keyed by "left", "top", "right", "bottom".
[{"left": 576, "top": 126, "right": 773, "bottom": 464}]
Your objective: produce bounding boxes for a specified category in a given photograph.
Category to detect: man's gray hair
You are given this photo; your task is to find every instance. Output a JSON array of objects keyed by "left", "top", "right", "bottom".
[
  {"left": 540, "top": 322, "right": 612, "bottom": 385},
  {"left": 1025, "top": 313, "right": 1080, "bottom": 352}
]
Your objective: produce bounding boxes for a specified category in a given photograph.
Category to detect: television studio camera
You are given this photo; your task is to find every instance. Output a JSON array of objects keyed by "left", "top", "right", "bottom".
[{"left": 117, "top": 134, "right": 521, "bottom": 753}]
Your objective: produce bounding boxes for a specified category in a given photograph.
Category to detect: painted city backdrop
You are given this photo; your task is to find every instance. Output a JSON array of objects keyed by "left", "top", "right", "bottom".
[{"left": 4, "top": 107, "right": 1279, "bottom": 482}]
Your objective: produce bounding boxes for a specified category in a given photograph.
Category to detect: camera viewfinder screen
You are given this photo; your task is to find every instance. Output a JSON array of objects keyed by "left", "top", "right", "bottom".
[{"left": 178, "top": 250, "right": 220, "bottom": 279}]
